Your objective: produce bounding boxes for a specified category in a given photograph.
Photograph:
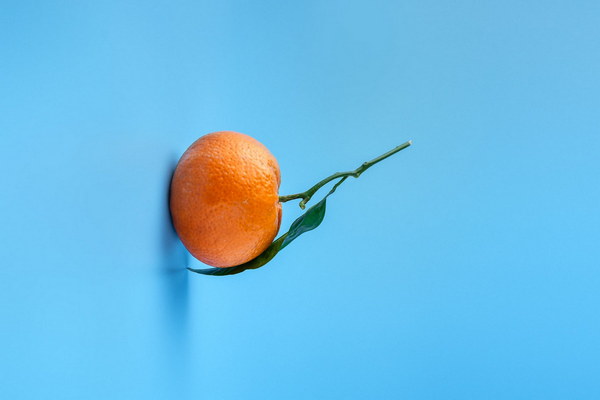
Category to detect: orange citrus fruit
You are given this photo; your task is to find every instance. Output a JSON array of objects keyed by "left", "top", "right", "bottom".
[{"left": 169, "top": 131, "right": 282, "bottom": 268}]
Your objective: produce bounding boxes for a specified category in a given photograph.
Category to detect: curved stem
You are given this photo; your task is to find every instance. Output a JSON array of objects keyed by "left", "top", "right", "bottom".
[{"left": 279, "top": 140, "right": 412, "bottom": 209}]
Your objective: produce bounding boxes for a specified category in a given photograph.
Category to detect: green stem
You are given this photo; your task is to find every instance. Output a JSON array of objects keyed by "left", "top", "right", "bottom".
[{"left": 279, "top": 140, "right": 412, "bottom": 209}]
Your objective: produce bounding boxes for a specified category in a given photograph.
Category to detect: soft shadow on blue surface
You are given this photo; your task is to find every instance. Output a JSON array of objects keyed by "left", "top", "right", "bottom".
[{"left": 159, "top": 156, "right": 190, "bottom": 347}]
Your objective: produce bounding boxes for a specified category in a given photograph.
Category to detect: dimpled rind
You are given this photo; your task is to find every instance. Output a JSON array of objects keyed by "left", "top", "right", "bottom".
[{"left": 170, "top": 131, "right": 282, "bottom": 268}]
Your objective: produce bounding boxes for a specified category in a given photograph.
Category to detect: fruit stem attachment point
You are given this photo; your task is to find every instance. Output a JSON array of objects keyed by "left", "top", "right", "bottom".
[{"left": 278, "top": 140, "right": 412, "bottom": 209}]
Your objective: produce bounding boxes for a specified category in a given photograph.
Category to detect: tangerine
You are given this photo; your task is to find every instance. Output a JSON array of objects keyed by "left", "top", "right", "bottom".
[{"left": 169, "top": 131, "right": 282, "bottom": 268}]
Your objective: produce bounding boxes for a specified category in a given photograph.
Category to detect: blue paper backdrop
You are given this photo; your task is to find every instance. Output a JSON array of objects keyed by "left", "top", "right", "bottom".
[{"left": 1, "top": 1, "right": 599, "bottom": 398}]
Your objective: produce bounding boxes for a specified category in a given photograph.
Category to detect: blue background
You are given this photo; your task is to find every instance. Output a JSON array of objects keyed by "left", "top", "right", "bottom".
[{"left": 1, "top": 1, "right": 599, "bottom": 398}]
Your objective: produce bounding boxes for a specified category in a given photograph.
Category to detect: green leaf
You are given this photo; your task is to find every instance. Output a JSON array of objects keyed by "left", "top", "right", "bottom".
[
  {"left": 280, "top": 195, "right": 327, "bottom": 249},
  {"left": 187, "top": 234, "right": 287, "bottom": 276},
  {"left": 187, "top": 177, "right": 348, "bottom": 276}
]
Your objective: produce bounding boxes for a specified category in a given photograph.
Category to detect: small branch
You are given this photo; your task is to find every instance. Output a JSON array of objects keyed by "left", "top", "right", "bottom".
[{"left": 279, "top": 140, "right": 412, "bottom": 209}]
